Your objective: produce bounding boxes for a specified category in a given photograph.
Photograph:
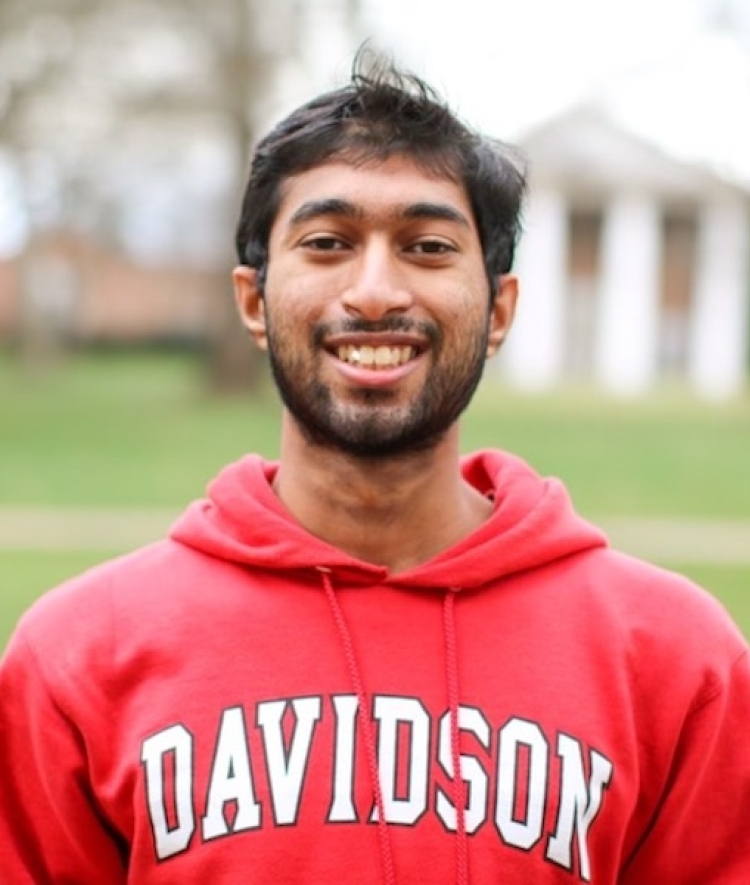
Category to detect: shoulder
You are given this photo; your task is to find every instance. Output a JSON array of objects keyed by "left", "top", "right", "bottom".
[
  {"left": 5, "top": 540, "right": 213, "bottom": 693},
  {"left": 578, "top": 547, "right": 748, "bottom": 698},
  {"left": 14, "top": 541, "right": 174, "bottom": 634},
  {"left": 592, "top": 548, "right": 741, "bottom": 636}
]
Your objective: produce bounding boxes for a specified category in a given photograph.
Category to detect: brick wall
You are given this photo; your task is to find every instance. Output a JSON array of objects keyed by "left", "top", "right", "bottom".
[{"left": 0, "top": 233, "right": 229, "bottom": 344}]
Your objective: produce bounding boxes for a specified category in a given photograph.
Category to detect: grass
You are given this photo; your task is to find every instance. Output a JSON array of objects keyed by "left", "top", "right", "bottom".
[
  {"left": 1, "top": 350, "right": 749, "bottom": 515},
  {"left": 0, "top": 352, "right": 280, "bottom": 506},
  {"left": 1, "top": 350, "right": 749, "bottom": 650},
  {"left": 466, "top": 384, "right": 750, "bottom": 520}
]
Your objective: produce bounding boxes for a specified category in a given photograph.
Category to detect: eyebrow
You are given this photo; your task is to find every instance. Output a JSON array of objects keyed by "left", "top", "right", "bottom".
[
  {"left": 401, "top": 202, "right": 471, "bottom": 228},
  {"left": 288, "top": 198, "right": 471, "bottom": 229},
  {"left": 289, "top": 199, "right": 361, "bottom": 226}
]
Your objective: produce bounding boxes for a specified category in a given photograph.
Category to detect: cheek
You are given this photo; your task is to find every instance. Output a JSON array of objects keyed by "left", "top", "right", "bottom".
[
  {"left": 442, "top": 280, "right": 489, "bottom": 326},
  {"left": 264, "top": 274, "right": 324, "bottom": 330},
  {"left": 266, "top": 258, "right": 337, "bottom": 306},
  {"left": 263, "top": 292, "right": 331, "bottom": 366}
]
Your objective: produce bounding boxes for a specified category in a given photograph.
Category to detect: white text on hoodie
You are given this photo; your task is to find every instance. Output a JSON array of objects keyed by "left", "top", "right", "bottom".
[{"left": 141, "top": 694, "right": 614, "bottom": 881}]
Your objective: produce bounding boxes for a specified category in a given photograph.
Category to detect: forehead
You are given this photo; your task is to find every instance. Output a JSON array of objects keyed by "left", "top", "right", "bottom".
[{"left": 271, "top": 155, "right": 477, "bottom": 233}]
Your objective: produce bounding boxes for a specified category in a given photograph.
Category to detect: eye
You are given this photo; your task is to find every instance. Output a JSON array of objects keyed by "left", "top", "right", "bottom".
[
  {"left": 301, "top": 235, "right": 349, "bottom": 251},
  {"left": 407, "top": 239, "right": 456, "bottom": 255}
]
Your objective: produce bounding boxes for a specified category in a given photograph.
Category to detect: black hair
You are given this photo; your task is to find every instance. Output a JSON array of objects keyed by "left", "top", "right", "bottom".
[{"left": 235, "top": 48, "right": 527, "bottom": 292}]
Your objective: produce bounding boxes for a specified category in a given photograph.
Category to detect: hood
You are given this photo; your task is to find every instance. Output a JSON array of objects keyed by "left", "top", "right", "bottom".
[{"left": 170, "top": 450, "right": 606, "bottom": 588}]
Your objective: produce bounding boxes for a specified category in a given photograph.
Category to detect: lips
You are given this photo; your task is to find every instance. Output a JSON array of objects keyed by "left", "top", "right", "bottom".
[{"left": 336, "top": 344, "right": 416, "bottom": 369}]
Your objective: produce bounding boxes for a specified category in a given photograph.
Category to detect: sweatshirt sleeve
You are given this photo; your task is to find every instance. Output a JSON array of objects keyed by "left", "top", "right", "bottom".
[
  {"left": 622, "top": 647, "right": 750, "bottom": 883},
  {"left": 0, "top": 627, "right": 127, "bottom": 884}
]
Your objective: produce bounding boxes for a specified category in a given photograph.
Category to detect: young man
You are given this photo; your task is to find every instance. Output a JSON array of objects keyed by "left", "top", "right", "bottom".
[{"left": 1, "top": 57, "right": 749, "bottom": 884}]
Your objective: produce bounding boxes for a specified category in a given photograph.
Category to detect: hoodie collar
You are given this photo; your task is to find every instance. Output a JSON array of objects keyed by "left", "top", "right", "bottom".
[{"left": 170, "top": 450, "right": 607, "bottom": 590}]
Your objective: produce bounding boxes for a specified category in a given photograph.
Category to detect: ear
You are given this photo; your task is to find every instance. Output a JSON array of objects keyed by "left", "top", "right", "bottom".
[
  {"left": 486, "top": 274, "right": 518, "bottom": 359},
  {"left": 232, "top": 266, "right": 267, "bottom": 351}
]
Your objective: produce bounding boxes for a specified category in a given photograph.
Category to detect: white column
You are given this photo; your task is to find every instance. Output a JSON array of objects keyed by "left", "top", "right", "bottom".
[
  {"left": 594, "top": 194, "right": 662, "bottom": 395},
  {"left": 688, "top": 197, "right": 750, "bottom": 400},
  {"left": 501, "top": 188, "right": 568, "bottom": 391}
]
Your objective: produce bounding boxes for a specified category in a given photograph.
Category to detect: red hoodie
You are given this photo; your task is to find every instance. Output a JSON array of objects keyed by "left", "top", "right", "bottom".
[{"left": 1, "top": 450, "right": 749, "bottom": 884}]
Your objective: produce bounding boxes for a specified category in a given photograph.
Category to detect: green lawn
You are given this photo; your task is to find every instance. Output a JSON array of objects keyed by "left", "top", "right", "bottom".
[
  {"left": 466, "top": 384, "right": 750, "bottom": 519},
  {"left": 0, "top": 352, "right": 281, "bottom": 506},
  {"left": 2, "top": 351, "right": 749, "bottom": 515},
  {"left": 1, "top": 350, "right": 749, "bottom": 650}
]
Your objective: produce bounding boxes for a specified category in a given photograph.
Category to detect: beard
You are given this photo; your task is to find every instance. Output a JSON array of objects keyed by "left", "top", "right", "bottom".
[{"left": 265, "top": 314, "right": 490, "bottom": 460}]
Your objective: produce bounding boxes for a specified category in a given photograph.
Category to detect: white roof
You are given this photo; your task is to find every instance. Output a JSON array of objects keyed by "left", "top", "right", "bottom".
[
  {"left": 517, "top": 103, "right": 750, "bottom": 201},
  {"left": 515, "top": 31, "right": 750, "bottom": 200}
]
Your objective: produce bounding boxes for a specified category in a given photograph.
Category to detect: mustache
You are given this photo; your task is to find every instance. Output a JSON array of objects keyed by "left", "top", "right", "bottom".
[{"left": 312, "top": 316, "right": 440, "bottom": 347}]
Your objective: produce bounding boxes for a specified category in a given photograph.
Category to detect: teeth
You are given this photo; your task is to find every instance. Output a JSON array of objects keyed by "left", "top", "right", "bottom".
[{"left": 336, "top": 344, "right": 415, "bottom": 368}]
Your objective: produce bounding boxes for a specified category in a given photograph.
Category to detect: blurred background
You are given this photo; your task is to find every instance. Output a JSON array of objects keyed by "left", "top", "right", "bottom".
[{"left": 1, "top": 0, "right": 749, "bottom": 647}]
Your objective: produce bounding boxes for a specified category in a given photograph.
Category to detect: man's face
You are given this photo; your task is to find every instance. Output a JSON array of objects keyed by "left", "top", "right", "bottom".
[{"left": 236, "top": 155, "right": 516, "bottom": 458}]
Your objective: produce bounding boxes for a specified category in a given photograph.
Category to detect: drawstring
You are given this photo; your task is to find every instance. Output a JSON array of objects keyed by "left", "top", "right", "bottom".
[
  {"left": 320, "top": 568, "right": 469, "bottom": 885},
  {"left": 320, "top": 569, "right": 397, "bottom": 885},
  {"left": 444, "top": 588, "right": 469, "bottom": 885}
]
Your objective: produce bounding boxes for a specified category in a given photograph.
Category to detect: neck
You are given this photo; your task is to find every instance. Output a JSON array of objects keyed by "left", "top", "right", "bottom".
[{"left": 272, "top": 415, "right": 492, "bottom": 573}]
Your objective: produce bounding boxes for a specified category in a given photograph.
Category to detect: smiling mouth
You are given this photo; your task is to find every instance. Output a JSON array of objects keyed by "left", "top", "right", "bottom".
[{"left": 335, "top": 344, "right": 417, "bottom": 369}]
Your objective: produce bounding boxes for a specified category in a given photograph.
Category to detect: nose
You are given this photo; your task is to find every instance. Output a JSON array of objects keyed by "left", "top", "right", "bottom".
[{"left": 340, "top": 240, "right": 413, "bottom": 320}]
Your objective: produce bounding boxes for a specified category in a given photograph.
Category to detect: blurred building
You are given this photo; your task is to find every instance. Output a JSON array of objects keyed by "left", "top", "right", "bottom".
[
  {"left": 501, "top": 105, "right": 750, "bottom": 399},
  {"left": 2, "top": 104, "right": 748, "bottom": 401},
  {"left": 0, "top": 232, "right": 224, "bottom": 350},
  {"left": 2, "top": 18, "right": 749, "bottom": 400}
]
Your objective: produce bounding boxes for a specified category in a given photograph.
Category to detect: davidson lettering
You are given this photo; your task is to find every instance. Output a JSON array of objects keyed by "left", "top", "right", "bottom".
[{"left": 140, "top": 694, "right": 613, "bottom": 881}]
